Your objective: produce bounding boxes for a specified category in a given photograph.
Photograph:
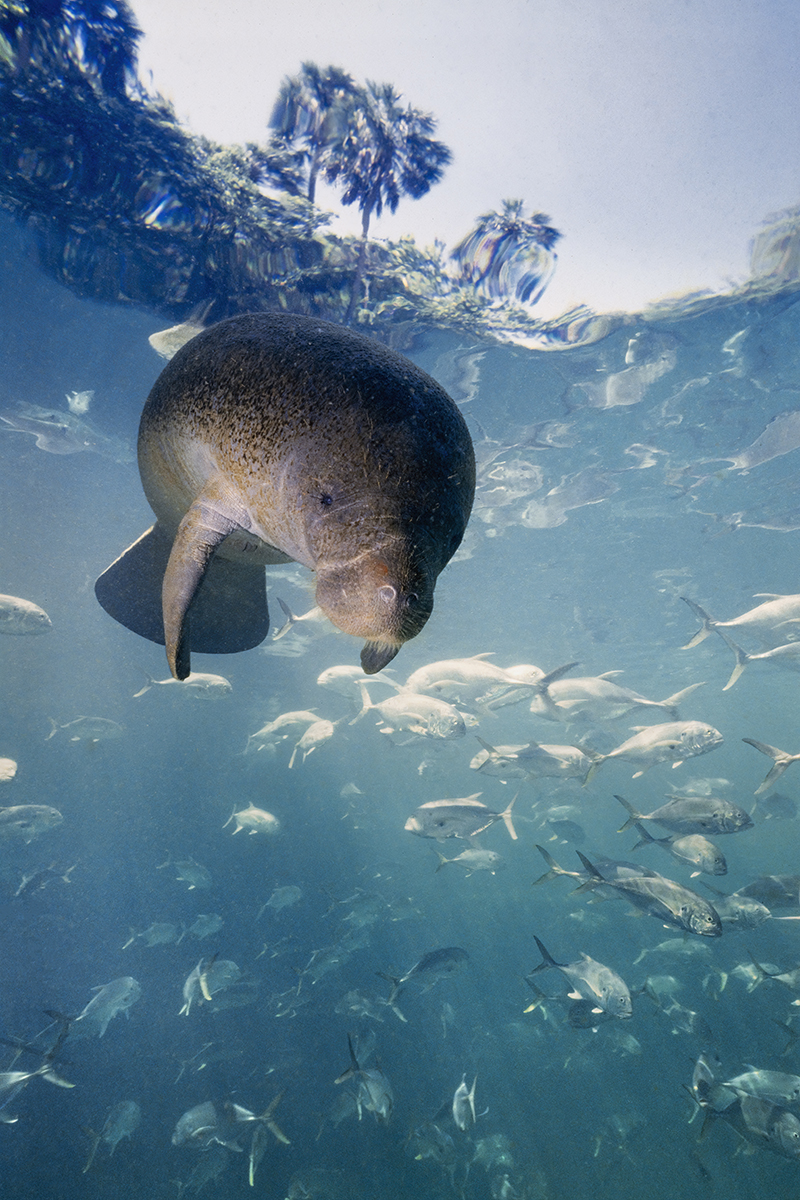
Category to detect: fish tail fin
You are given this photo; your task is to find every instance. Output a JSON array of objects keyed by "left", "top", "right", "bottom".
[
  {"left": 523, "top": 979, "right": 549, "bottom": 1013},
  {"left": 535, "top": 661, "right": 580, "bottom": 715},
  {"left": 348, "top": 682, "right": 373, "bottom": 727},
  {"left": 614, "top": 794, "right": 642, "bottom": 832},
  {"left": 717, "top": 632, "right": 748, "bottom": 691},
  {"left": 642, "top": 978, "right": 663, "bottom": 1009},
  {"left": 532, "top": 844, "right": 575, "bottom": 885},
  {"left": 45, "top": 718, "right": 58, "bottom": 741},
  {"left": 475, "top": 736, "right": 499, "bottom": 754},
  {"left": 630, "top": 821, "right": 657, "bottom": 849},
  {"left": 501, "top": 794, "right": 518, "bottom": 840},
  {"left": 468, "top": 1074, "right": 478, "bottom": 1122},
  {"left": 681, "top": 597, "right": 715, "bottom": 648},
  {"left": 377, "top": 972, "right": 402, "bottom": 1005},
  {"left": 258, "top": 1091, "right": 291, "bottom": 1144},
  {"left": 582, "top": 754, "right": 605, "bottom": 786},
  {"left": 434, "top": 852, "right": 450, "bottom": 873},
  {"left": 531, "top": 936, "right": 560, "bottom": 973},
  {"left": 82, "top": 1128, "right": 101, "bottom": 1174},
  {"left": 659, "top": 681, "right": 705, "bottom": 715},
  {"left": 132, "top": 671, "right": 156, "bottom": 698},
  {"left": 742, "top": 737, "right": 793, "bottom": 794},
  {"left": 40, "top": 1067, "right": 74, "bottom": 1089},
  {"left": 272, "top": 597, "right": 296, "bottom": 640},
  {"left": 747, "top": 950, "right": 778, "bottom": 986},
  {"left": 575, "top": 852, "right": 605, "bottom": 884}
]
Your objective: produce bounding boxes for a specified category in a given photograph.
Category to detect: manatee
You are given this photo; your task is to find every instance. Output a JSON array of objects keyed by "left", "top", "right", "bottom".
[{"left": 95, "top": 313, "right": 475, "bottom": 679}]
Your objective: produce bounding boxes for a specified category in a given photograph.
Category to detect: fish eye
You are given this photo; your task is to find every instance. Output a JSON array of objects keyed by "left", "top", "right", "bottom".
[{"left": 320, "top": 494, "right": 333, "bottom": 506}]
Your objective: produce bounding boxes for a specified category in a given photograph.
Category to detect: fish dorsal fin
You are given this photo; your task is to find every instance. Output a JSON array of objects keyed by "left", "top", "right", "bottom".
[{"left": 598, "top": 670, "right": 625, "bottom": 679}]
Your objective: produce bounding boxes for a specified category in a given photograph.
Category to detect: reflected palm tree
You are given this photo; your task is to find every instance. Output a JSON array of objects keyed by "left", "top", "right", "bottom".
[
  {"left": 268, "top": 62, "right": 358, "bottom": 204},
  {"left": 452, "top": 199, "right": 562, "bottom": 307},
  {"left": 324, "top": 81, "right": 451, "bottom": 324},
  {"left": 0, "top": 0, "right": 142, "bottom": 96}
]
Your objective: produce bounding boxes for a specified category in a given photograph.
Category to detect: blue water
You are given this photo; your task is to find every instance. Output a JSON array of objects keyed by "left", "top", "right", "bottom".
[{"left": 3, "top": 205, "right": 800, "bottom": 1199}]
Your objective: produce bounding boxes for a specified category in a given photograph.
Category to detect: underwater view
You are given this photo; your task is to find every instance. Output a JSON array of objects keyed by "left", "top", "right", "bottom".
[{"left": 4, "top": 5, "right": 800, "bottom": 1200}]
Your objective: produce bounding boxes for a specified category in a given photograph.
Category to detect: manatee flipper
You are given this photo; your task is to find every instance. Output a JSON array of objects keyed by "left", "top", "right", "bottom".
[
  {"left": 162, "top": 490, "right": 264, "bottom": 679},
  {"left": 95, "top": 516, "right": 270, "bottom": 676}
]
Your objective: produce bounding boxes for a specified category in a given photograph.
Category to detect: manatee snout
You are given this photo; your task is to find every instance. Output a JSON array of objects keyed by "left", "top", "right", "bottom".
[{"left": 315, "top": 554, "right": 434, "bottom": 673}]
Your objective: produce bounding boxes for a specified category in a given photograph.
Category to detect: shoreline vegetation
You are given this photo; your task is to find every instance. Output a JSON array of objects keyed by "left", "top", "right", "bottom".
[{"left": 0, "top": 3, "right": 798, "bottom": 352}]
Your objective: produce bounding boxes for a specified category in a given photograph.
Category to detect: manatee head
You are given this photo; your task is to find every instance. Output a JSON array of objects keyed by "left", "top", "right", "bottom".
[
  {"left": 302, "top": 428, "right": 472, "bottom": 672},
  {"left": 315, "top": 543, "right": 437, "bottom": 673}
]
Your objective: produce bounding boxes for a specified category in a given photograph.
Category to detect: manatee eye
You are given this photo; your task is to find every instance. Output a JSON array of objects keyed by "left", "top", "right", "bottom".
[{"left": 320, "top": 494, "right": 333, "bottom": 506}]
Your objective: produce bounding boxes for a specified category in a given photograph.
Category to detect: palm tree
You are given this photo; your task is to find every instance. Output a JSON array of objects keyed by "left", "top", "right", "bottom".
[
  {"left": 268, "top": 62, "right": 357, "bottom": 204},
  {"left": 324, "top": 80, "right": 451, "bottom": 323},
  {"left": 452, "top": 199, "right": 562, "bottom": 307}
]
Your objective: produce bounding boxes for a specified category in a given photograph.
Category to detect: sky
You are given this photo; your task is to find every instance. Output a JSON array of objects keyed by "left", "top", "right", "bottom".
[{"left": 131, "top": 0, "right": 800, "bottom": 318}]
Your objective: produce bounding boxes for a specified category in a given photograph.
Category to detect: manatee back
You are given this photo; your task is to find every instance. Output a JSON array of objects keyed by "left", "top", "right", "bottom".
[{"left": 139, "top": 313, "right": 475, "bottom": 551}]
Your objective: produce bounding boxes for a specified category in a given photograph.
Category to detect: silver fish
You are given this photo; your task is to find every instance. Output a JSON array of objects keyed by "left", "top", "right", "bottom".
[
  {"left": 629, "top": 821, "right": 727, "bottom": 876},
  {"left": 334, "top": 1034, "right": 393, "bottom": 1123},
  {"left": 0, "top": 594, "right": 52, "bottom": 635},
  {"left": 180, "top": 957, "right": 241, "bottom": 1015},
  {"left": 223, "top": 805, "right": 280, "bottom": 836},
  {"left": 288, "top": 717, "right": 341, "bottom": 768},
  {"left": 435, "top": 847, "right": 504, "bottom": 875},
  {"left": 245, "top": 710, "right": 319, "bottom": 754},
  {"left": 122, "top": 921, "right": 181, "bottom": 949},
  {"left": 682, "top": 594, "right": 800, "bottom": 649},
  {"left": 575, "top": 853, "right": 722, "bottom": 937},
  {"left": 586, "top": 721, "right": 723, "bottom": 781},
  {"left": 616, "top": 791, "right": 753, "bottom": 837},
  {"left": 724, "top": 1070, "right": 800, "bottom": 1106},
  {"left": 529, "top": 936, "right": 632, "bottom": 1019},
  {"left": 132, "top": 671, "right": 232, "bottom": 699},
  {"left": 530, "top": 675, "right": 704, "bottom": 724},
  {"left": 0, "top": 805, "right": 63, "bottom": 843},
  {"left": 380, "top": 947, "right": 469, "bottom": 1007},
  {"left": 260, "top": 885, "right": 302, "bottom": 914},
  {"left": 173, "top": 858, "right": 212, "bottom": 890},
  {"left": 405, "top": 794, "right": 517, "bottom": 841},
  {"left": 353, "top": 687, "right": 466, "bottom": 740},
  {"left": 452, "top": 1074, "right": 478, "bottom": 1130},
  {"left": 46, "top": 717, "right": 124, "bottom": 744},
  {"left": 73, "top": 976, "right": 142, "bottom": 1037},
  {"left": 84, "top": 1100, "right": 142, "bottom": 1170},
  {"left": 187, "top": 913, "right": 224, "bottom": 939},
  {"left": 472, "top": 737, "right": 599, "bottom": 782},
  {"left": 403, "top": 656, "right": 576, "bottom": 712}
]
